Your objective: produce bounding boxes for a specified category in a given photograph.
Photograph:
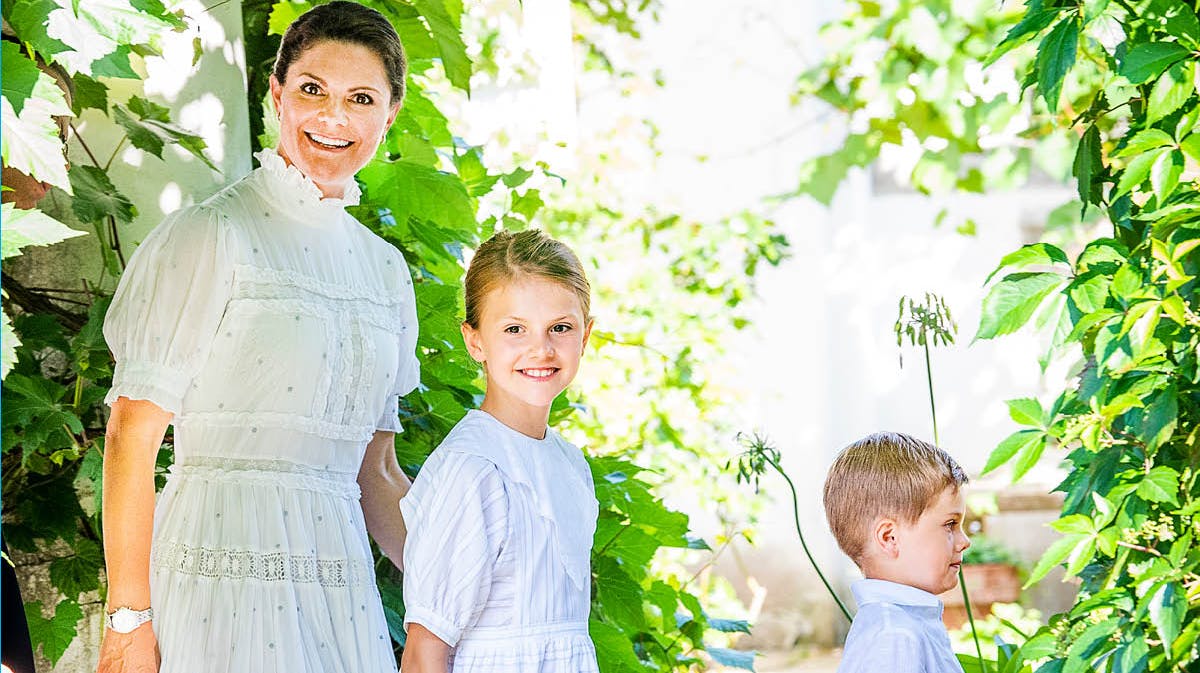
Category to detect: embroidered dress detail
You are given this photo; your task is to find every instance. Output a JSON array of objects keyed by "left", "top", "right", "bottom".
[{"left": 103, "top": 146, "right": 419, "bottom": 673}]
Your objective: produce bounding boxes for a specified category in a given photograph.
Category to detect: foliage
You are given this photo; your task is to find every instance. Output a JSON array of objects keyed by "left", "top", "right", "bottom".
[
  {"left": 963, "top": 535, "right": 1022, "bottom": 567},
  {"left": 948, "top": 603, "right": 1043, "bottom": 661},
  {"left": 794, "top": 0, "right": 1200, "bottom": 671},
  {"left": 2, "top": 1, "right": 780, "bottom": 670}
]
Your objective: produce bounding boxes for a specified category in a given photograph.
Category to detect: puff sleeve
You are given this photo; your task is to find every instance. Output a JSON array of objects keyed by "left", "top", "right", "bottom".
[
  {"left": 400, "top": 450, "right": 507, "bottom": 646},
  {"left": 103, "top": 205, "right": 235, "bottom": 415},
  {"left": 375, "top": 249, "right": 421, "bottom": 432}
]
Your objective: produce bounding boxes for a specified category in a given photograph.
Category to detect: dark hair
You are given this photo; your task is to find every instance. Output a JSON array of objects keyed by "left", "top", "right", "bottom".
[
  {"left": 273, "top": 1, "right": 407, "bottom": 105},
  {"left": 464, "top": 230, "right": 592, "bottom": 329}
]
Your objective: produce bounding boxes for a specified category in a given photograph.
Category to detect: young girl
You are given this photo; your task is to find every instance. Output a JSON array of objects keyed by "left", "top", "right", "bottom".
[{"left": 399, "top": 229, "right": 600, "bottom": 673}]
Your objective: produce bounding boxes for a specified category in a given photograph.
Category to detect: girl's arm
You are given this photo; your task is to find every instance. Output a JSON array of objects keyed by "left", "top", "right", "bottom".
[
  {"left": 357, "top": 430, "right": 412, "bottom": 568},
  {"left": 400, "top": 624, "right": 451, "bottom": 673},
  {"left": 97, "top": 397, "right": 172, "bottom": 673}
]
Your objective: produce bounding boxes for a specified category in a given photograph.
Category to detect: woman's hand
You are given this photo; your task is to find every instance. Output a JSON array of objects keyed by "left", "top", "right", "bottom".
[
  {"left": 357, "top": 430, "right": 412, "bottom": 569},
  {"left": 97, "top": 623, "right": 160, "bottom": 673},
  {"left": 99, "top": 397, "right": 172, "bottom": 673},
  {"left": 399, "top": 623, "right": 450, "bottom": 673}
]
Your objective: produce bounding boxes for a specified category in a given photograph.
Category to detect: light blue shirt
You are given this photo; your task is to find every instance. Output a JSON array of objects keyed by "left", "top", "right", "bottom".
[{"left": 837, "top": 579, "right": 964, "bottom": 673}]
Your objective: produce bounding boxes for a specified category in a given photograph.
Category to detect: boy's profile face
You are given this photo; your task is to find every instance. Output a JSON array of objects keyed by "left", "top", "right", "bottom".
[{"left": 887, "top": 485, "right": 971, "bottom": 595}]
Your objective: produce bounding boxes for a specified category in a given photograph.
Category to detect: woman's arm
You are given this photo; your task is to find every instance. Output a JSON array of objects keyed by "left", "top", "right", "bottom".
[
  {"left": 357, "top": 430, "right": 411, "bottom": 569},
  {"left": 399, "top": 623, "right": 451, "bottom": 673},
  {"left": 97, "top": 397, "right": 172, "bottom": 673}
]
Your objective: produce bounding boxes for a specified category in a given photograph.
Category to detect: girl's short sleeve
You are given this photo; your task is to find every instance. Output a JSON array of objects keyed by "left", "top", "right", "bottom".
[
  {"left": 103, "top": 205, "right": 235, "bottom": 415},
  {"left": 375, "top": 251, "right": 420, "bottom": 432},
  {"left": 400, "top": 451, "right": 507, "bottom": 646}
]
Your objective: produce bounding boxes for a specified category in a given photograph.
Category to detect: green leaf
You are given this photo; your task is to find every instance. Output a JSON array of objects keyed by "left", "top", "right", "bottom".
[
  {"left": 988, "top": 3, "right": 1061, "bottom": 66},
  {"left": 1, "top": 203, "right": 87, "bottom": 259},
  {"left": 1036, "top": 17, "right": 1079, "bottom": 111},
  {"left": 1026, "top": 534, "right": 1081, "bottom": 586},
  {"left": 2, "top": 42, "right": 42, "bottom": 117},
  {"left": 1148, "top": 61, "right": 1195, "bottom": 124},
  {"left": 48, "top": 538, "right": 103, "bottom": 599},
  {"left": 707, "top": 647, "right": 757, "bottom": 670},
  {"left": 792, "top": 134, "right": 881, "bottom": 205},
  {"left": 1007, "top": 398, "right": 1045, "bottom": 427},
  {"left": 1136, "top": 466, "right": 1180, "bottom": 504},
  {"left": 510, "top": 189, "right": 544, "bottom": 221},
  {"left": 976, "top": 272, "right": 1065, "bottom": 339},
  {"left": 2, "top": 311, "right": 20, "bottom": 381},
  {"left": 68, "top": 165, "right": 136, "bottom": 224},
  {"left": 90, "top": 46, "right": 139, "bottom": 79},
  {"left": 589, "top": 618, "right": 643, "bottom": 672},
  {"left": 1145, "top": 0, "right": 1200, "bottom": 48},
  {"left": 1180, "top": 132, "right": 1200, "bottom": 162},
  {"left": 985, "top": 243, "right": 1070, "bottom": 284},
  {"left": 1119, "top": 42, "right": 1191, "bottom": 84},
  {"left": 24, "top": 599, "right": 83, "bottom": 665},
  {"left": 592, "top": 555, "right": 646, "bottom": 630},
  {"left": 1, "top": 66, "right": 72, "bottom": 192},
  {"left": 5, "top": 0, "right": 73, "bottom": 62},
  {"left": 268, "top": 1, "right": 313, "bottom": 36},
  {"left": 1147, "top": 581, "right": 1186, "bottom": 649},
  {"left": 983, "top": 429, "right": 1042, "bottom": 475},
  {"left": 410, "top": 0, "right": 472, "bottom": 93},
  {"left": 1114, "top": 148, "right": 1167, "bottom": 198},
  {"left": 70, "top": 74, "right": 109, "bottom": 115},
  {"left": 1115, "top": 129, "right": 1174, "bottom": 157},
  {"left": 1073, "top": 124, "right": 1103, "bottom": 205},
  {"left": 1012, "top": 433, "right": 1048, "bottom": 481},
  {"left": 112, "top": 97, "right": 217, "bottom": 171},
  {"left": 359, "top": 159, "right": 476, "bottom": 232},
  {"left": 1150, "top": 150, "right": 1184, "bottom": 202},
  {"left": 708, "top": 618, "right": 752, "bottom": 634}
]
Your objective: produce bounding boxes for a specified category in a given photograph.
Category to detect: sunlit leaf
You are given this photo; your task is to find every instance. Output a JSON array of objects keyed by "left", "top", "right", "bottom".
[
  {"left": 0, "top": 203, "right": 87, "bottom": 259},
  {"left": 1119, "top": 41, "right": 1190, "bottom": 84}
]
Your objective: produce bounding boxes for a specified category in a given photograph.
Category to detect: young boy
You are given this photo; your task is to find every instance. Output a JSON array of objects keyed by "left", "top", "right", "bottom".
[{"left": 823, "top": 431, "right": 972, "bottom": 673}]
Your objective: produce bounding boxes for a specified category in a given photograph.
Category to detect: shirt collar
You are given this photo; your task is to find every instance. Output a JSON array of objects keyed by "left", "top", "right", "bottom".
[
  {"left": 253, "top": 147, "right": 362, "bottom": 209},
  {"left": 852, "top": 578, "right": 945, "bottom": 611}
]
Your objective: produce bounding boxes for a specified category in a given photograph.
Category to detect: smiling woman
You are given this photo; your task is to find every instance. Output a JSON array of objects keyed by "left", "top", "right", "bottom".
[{"left": 95, "top": 3, "right": 420, "bottom": 673}]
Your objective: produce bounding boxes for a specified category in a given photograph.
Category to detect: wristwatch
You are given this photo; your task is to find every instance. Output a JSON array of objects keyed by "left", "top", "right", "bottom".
[{"left": 105, "top": 607, "right": 154, "bottom": 633}]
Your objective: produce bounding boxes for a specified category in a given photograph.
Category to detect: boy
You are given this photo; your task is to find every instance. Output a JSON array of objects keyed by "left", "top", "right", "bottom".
[{"left": 823, "top": 431, "right": 971, "bottom": 673}]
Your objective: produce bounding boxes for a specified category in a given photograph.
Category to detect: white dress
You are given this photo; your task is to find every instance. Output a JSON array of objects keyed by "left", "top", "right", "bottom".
[
  {"left": 400, "top": 410, "right": 600, "bottom": 673},
  {"left": 103, "top": 148, "right": 420, "bottom": 673}
]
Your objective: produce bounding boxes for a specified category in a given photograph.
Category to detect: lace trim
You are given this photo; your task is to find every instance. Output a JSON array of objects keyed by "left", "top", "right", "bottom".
[
  {"left": 170, "top": 457, "right": 361, "bottom": 498},
  {"left": 227, "top": 296, "right": 400, "bottom": 334},
  {"left": 177, "top": 410, "right": 376, "bottom": 442},
  {"left": 253, "top": 148, "right": 362, "bottom": 208},
  {"left": 235, "top": 263, "right": 405, "bottom": 308},
  {"left": 152, "top": 540, "right": 372, "bottom": 586}
]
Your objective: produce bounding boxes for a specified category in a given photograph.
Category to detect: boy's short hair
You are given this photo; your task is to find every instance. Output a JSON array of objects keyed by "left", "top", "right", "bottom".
[{"left": 823, "top": 431, "right": 969, "bottom": 565}]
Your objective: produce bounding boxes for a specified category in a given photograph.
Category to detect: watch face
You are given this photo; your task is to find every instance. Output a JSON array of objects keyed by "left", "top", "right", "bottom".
[{"left": 111, "top": 610, "right": 138, "bottom": 632}]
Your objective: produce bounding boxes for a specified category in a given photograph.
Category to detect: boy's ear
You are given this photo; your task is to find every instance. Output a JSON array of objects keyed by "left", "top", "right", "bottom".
[
  {"left": 461, "top": 322, "right": 486, "bottom": 363},
  {"left": 871, "top": 517, "right": 901, "bottom": 559}
]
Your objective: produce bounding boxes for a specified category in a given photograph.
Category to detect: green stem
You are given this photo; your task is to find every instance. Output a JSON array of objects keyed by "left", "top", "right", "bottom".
[
  {"left": 923, "top": 340, "right": 938, "bottom": 445},
  {"left": 959, "top": 568, "right": 986, "bottom": 671},
  {"left": 924, "top": 339, "right": 986, "bottom": 671},
  {"left": 768, "top": 457, "right": 854, "bottom": 623}
]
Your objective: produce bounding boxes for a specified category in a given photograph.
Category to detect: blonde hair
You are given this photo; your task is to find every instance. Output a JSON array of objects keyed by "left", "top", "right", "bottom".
[
  {"left": 464, "top": 229, "right": 591, "bottom": 328},
  {"left": 822, "top": 431, "right": 968, "bottom": 565}
]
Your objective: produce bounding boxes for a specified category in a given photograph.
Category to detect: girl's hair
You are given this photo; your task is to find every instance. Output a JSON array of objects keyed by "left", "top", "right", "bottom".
[
  {"left": 464, "top": 229, "right": 591, "bottom": 328},
  {"left": 273, "top": 1, "right": 407, "bottom": 105}
]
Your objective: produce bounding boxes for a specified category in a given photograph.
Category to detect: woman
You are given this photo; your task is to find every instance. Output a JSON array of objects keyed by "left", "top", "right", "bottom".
[{"left": 97, "top": 4, "right": 417, "bottom": 672}]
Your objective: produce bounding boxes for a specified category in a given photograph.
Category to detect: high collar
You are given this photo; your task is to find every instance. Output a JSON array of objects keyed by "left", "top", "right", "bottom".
[
  {"left": 852, "top": 578, "right": 945, "bottom": 611},
  {"left": 253, "top": 147, "right": 362, "bottom": 209}
]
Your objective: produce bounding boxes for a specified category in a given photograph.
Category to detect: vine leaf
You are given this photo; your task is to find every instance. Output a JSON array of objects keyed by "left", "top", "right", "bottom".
[
  {"left": 2, "top": 42, "right": 42, "bottom": 116},
  {"left": 48, "top": 538, "right": 103, "bottom": 600},
  {"left": 267, "top": 0, "right": 313, "bottom": 35},
  {"left": 24, "top": 599, "right": 83, "bottom": 666},
  {"left": 1119, "top": 41, "right": 1190, "bottom": 84},
  {"left": 706, "top": 647, "right": 757, "bottom": 671},
  {"left": 1, "top": 64, "right": 72, "bottom": 192},
  {"left": 1147, "top": 60, "right": 1194, "bottom": 124},
  {"left": 411, "top": 0, "right": 472, "bottom": 93},
  {"left": 0, "top": 203, "right": 88, "bottom": 260},
  {"left": 4, "top": 0, "right": 74, "bottom": 62},
  {"left": 1073, "top": 124, "right": 1103, "bottom": 206},
  {"left": 1036, "top": 17, "right": 1079, "bottom": 111},
  {"left": 68, "top": 165, "right": 137, "bottom": 224},
  {"left": 1146, "top": 581, "right": 1185, "bottom": 650},
  {"left": 976, "top": 272, "right": 1065, "bottom": 339},
  {"left": 112, "top": 96, "right": 218, "bottom": 171},
  {"left": 2, "top": 312, "right": 19, "bottom": 381}
]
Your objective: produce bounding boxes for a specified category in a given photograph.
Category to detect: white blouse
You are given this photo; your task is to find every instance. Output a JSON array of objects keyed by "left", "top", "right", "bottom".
[{"left": 400, "top": 410, "right": 600, "bottom": 673}]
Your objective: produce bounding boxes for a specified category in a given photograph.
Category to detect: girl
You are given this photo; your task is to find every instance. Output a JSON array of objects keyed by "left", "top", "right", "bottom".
[{"left": 399, "top": 229, "right": 600, "bottom": 673}]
